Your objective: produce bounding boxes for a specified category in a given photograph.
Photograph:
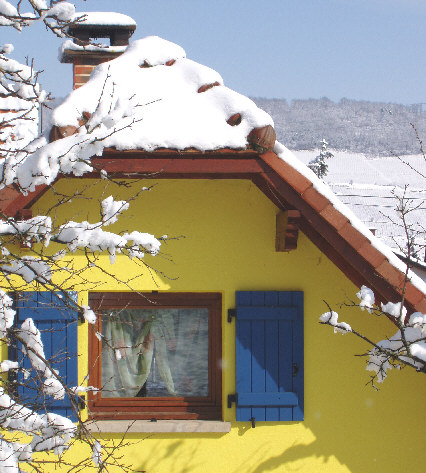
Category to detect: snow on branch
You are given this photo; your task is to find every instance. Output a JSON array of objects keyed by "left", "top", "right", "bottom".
[
  {"left": 320, "top": 286, "right": 426, "bottom": 386},
  {"left": 54, "top": 220, "right": 161, "bottom": 264},
  {"left": 101, "top": 195, "right": 129, "bottom": 226},
  {"left": 0, "top": 6, "right": 165, "bottom": 473},
  {"left": 0, "top": 289, "right": 15, "bottom": 338},
  {"left": 0, "top": 1, "right": 80, "bottom": 37},
  {"left": 319, "top": 309, "right": 352, "bottom": 334}
]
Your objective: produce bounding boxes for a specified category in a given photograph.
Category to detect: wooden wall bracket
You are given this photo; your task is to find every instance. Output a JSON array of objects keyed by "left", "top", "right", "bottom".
[{"left": 276, "top": 210, "right": 301, "bottom": 252}]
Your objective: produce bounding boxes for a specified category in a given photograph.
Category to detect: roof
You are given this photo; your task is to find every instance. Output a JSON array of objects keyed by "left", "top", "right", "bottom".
[
  {"left": 53, "top": 36, "right": 273, "bottom": 151},
  {"left": 0, "top": 35, "right": 424, "bottom": 313}
]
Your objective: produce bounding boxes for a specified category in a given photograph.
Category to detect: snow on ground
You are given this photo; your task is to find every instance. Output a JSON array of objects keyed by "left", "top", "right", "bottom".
[{"left": 293, "top": 150, "right": 426, "bottom": 269}]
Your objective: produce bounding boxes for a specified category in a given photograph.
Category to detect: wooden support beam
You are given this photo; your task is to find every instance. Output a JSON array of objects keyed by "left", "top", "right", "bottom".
[
  {"left": 89, "top": 156, "right": 265, "bottom": 178},
  {"left": 276, "top": 210, "right": 301, "bottom": 252}
]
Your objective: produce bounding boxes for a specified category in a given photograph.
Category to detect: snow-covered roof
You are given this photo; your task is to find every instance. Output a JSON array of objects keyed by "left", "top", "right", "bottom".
[
  {"left": 1, "top": 34, "right": 424, "bottom": 311},
  {"left": 52, "top": 36, "right": 273, "bottom": 151}
]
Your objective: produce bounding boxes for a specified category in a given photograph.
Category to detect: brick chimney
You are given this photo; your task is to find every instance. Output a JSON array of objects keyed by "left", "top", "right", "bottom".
[{"left": 60, "top": 13, "right": 136, "bottom": 89}]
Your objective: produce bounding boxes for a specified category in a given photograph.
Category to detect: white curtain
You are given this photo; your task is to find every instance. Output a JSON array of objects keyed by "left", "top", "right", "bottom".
[{"left": 101, "top": 308, "right": 208, "bottom": 398}]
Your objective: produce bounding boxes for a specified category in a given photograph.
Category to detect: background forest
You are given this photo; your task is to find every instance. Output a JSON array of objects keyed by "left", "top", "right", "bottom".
[{"left": 253, "top": 97, "right": 426, "bottom": 156}]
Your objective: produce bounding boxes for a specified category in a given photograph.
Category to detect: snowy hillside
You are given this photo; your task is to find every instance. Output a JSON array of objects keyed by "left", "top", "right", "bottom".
[{"left": 254, "top": 97, "right": 426, "bottom": 156}]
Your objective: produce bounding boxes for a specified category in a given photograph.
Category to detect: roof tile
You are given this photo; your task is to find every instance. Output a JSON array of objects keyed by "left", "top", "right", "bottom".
[
  {"left": 197, "top": 82, "right": 220, "bottom": 93},
  {"left": 338, "top": 222, "right": 371, "bottom": 250},
  {"left": 403, "top": 283, "right": 426, "bottom": 307},
  {"left": 261, "top": 151, "right": 312, "bottom": 194},
  {"left": 302, "top": 186, "right": 329, "bottom": 213},
  {"left": 320, "top": 204, "right": 349, "bottom": 231},
  {"left": 358, "top": 241, "right": 387, "bottom": 268},
  {"left": 376, "top": 260, "right": 406, "bottom": 289}
]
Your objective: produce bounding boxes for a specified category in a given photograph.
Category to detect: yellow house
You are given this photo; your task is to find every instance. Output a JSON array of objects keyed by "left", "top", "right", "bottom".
[{"left": 1, "top": 15, "right": 425, "bottom": 473}]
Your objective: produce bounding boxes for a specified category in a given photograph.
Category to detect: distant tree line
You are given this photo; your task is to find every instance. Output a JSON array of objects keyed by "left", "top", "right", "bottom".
[{"left": 253, "top": 97, "right": 426, "bottom": 156}]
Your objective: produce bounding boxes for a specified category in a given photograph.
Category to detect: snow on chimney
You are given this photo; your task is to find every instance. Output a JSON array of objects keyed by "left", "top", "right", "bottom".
[{"left": 60, "top": 12, "right": 136, "bottom": 89}]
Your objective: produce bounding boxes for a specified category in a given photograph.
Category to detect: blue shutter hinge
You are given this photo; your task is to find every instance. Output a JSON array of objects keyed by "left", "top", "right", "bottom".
[
  {"left": 250, "top": 417, "right": 256, "bottom": 428},
  {"left": 227, "top": 308, "right": 236, "bottom": 323},
  {"left": 227, "top": 393, "right": 238, "bottom": 408},
  {"left": 78, "top": 310, "right": 85, "bottom": 324},
  {"left": 77, "top": 395, "right": 86, "bottom": 410}
]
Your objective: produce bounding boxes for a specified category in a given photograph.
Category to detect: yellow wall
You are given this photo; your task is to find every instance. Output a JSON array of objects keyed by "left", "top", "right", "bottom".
[{"left": 19, "top": 178, "right": 426, "bottom": 472}]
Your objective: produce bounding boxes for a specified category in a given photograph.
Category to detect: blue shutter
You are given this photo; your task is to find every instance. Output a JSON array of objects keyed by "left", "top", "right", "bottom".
[
  {"left": 15, "top": 291, "right": 78, "bottom": 421},
  {"left": 235, "top": 291, "right": 303, "bottom": 422}
]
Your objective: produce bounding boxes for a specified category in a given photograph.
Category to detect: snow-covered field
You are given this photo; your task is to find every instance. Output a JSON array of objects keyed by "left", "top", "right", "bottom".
[{"left": 292, "top": 150, "right": 426, "bottom": 262}]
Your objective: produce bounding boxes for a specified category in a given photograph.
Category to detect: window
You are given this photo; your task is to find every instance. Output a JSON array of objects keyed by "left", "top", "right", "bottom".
[{"left": 88, "top": 292, "right": 222, "bottom": 420}]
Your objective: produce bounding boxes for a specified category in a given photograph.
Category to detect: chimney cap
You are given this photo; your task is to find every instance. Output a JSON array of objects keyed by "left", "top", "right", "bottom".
[{"left": 68, "top": 12, "right": 137, "bottom": 46}]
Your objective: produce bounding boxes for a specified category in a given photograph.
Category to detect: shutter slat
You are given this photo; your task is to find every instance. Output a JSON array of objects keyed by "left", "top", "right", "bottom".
[
  {"left": 279, "top": 319, "right": 293, "bottom": 420},
  {"left": 292, "top": 292, "right": 304, "bottom": 421},
  {"left": 265, "top": 319, "right": 279, "bottom": 420},
  {"left": 237, "top": 392, "right": 298, "bottom": 407},
  {"left": 251, "top": 292, "right": 266, "bottom": 307},
  {"left": 236, "top": 307, "right": 298, "bottom": 320},
  {"left": 251, "top": 319, "right": 266, "bottom": 421},
  {"left": 235, "top": 319, "right": 252, "bottom": 421}
]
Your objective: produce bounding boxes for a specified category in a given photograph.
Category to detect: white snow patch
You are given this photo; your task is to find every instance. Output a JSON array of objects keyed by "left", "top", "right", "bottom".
[
  {"left": 81, "top": 305, "right": 96, "bottom": 324},
  {"left": 72, "top": 11, "right": 136, "bottom": 27},
  {"left": 319, "top": 310, "right": 352, "bottom": 334},
  {"left": 357, "top": 286, "right": 375, "bottom": 313},
  {"left": 101, "top": 196, "right": 129, "bottom": 226},
  {"left": 0, "top": 360, "right": 18, "bottom": 372}
]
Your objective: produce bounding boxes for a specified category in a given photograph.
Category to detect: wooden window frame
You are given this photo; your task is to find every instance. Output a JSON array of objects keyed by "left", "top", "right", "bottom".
[{"left": 88, "top": 292, "right": 222, "bottom": 420}]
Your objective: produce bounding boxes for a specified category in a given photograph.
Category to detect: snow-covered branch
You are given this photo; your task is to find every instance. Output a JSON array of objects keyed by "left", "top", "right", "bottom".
[
  {"left": 320, "top": 285, "right": 426, "bottom": 386},
  {"left": 0, "top": 9, "right": 168, "bottom": 472}
]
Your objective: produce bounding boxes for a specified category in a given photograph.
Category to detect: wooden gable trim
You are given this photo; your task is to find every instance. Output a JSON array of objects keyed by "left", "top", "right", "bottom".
[
  {"left": 1, "top": 149, "right": 424, "bottom": 312},
  {"left": 3, "top": 185, "right": 49, "bottom": 218},
  {"left": 89, "top": 154, "right": 264, "bottom": 178}
]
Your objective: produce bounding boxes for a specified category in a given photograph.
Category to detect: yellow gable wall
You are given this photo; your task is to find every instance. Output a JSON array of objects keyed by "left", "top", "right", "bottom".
[{"left": 26, "top": 178, "right": 425, "bottom": 473}]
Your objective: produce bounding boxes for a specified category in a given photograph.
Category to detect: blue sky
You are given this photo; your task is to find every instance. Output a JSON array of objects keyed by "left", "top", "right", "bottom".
[{"left": 3, "top": 0, "right": 425, "bottom": 104}]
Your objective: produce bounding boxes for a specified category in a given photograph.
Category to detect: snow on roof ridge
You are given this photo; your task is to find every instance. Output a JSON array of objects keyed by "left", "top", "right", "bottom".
[
  {"left": 274, "top": 142, "right": 426, "bottom": 296},
  {"left": 72, "top": 12, "right": 137, "bottom": 27}
]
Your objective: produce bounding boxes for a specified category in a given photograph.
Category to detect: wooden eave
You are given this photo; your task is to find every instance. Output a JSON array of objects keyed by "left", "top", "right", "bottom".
[{"left": 1, "top": 147, "right": 424, "bottom": 313}]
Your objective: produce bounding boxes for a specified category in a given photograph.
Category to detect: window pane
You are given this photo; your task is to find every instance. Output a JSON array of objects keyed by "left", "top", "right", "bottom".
[{"left": 101, "top": 308, "right": 209, "bottom": 398}]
